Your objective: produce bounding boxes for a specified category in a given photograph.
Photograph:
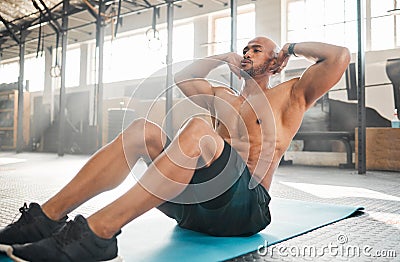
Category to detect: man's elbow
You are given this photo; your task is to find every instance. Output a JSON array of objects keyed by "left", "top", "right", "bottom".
[
  {"left": 337, "top": 47, "right": 351, "bottom": 67},
  {"left": 174, "top": 69, "right": 196, "bottom": 86},
  {"left": 174, "top": 71, "right": 185, "bottom": 85},
  {"left": 318, "top": 46, "right": 351, "bottom": 66}
]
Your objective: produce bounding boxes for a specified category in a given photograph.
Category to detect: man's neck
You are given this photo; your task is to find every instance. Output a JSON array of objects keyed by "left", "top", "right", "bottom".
[{"left": 241, "top": 76, "right": 270, "bottom": 97}]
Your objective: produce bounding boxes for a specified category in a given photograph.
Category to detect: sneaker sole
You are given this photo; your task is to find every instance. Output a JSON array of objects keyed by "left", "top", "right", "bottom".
[
  {"left": 0, "top": 244, "right": 124, "bottom": 262},
  {"left": 102, "top": 256, "right": 124, "bottom": 262}
]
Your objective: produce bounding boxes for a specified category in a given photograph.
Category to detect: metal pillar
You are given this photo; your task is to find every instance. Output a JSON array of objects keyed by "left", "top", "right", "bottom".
[
  {"left": 230, "top": 0, "right": 237, "bottom": 53},
  {"left": 165, "top": 1, "right": 174, "bottom": 138},
  {"left": 96, "top": 0, "right": 106, "bottom": 149},
  {"left": 230, "top": 0, "right": 237, "bottom": 90},
  {"left": 57, "top": 0, "right": 69, "bottom": 156},
  {"left": 357, "top": 0, "right": 366, "bottom": 174},
  {"left": 16, "top": 31, "right": 27, "bottom": 153}
]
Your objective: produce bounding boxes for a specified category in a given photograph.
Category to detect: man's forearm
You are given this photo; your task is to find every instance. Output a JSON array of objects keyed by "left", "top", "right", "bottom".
[
  {"left": 284, "top": 42, "right": 349, "bottom": 64},
  {"left": 175, "top": 53, "right": 232, "bottom": 81}
]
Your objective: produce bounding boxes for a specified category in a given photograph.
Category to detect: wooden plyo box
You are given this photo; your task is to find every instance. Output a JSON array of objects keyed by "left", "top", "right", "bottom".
[
  {"left": 356, "top": 128, "right": 400, "bottom": 171},
  {"left": 0, "top": 90, "right": 30, "bottom": 150}
]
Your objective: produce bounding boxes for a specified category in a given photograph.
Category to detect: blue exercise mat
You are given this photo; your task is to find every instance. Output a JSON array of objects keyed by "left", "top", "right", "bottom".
[
  {"left": 0, "top": 198, "right": 362, "bottom": 262},
  {"left": 118, "top": 198, "right": 363, "bottom": 261}
]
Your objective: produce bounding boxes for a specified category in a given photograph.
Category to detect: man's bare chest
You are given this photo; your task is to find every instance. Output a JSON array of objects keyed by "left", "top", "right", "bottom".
[{"left": 212, "top": 93, "right": 274, "bottom": 140}]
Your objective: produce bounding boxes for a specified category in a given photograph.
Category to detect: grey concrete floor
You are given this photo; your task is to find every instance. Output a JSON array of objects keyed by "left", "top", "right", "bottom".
[{"left": 0, "top": 152, "right": 399, "bottom": 261}]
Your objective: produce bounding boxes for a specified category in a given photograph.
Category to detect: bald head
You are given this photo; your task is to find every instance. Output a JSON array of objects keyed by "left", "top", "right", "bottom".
[{"left": 247, "top": 37, "right": 279, "bottom": 57}]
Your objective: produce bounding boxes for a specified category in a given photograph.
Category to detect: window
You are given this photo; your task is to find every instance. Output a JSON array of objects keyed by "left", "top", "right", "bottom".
[
  {"left": 102, "top": 22, "right": 194, "bottom": 83},
  {"left": 370, "top": 0, "right": 396, "bottom": 50},
  {"left": 65, "top": 48, "right": 81, "bottom": 87},
  {"left": 159, "top": 22, "right": 194, "bottom": 63},
  {"left": 25, "top": 55, "right": 45, "bottom": 92},
  {"left": 287, "top": 0, "right": 358, "bottom": 52},
  {"left": 213, "top": 16, "right": 231, "bottom": 54},
  {"left": 0, "top": 61, "right": 19, "bottom": 85},
  {"left": 287, "top": 0, "right": 399, "bottom": 52},
  {"left": 371, "top": 16, "right": 394, "bottom": 50},
  {"left": 397, "top": 14, "right": 400, "bottom": 46},
  {"left": 103, "top": 33, "right": 163, "bottom": 83},
  {"left": 0, "top": 55, "right": 45, "bottom": 92},
  {"left": 210, "top": 6, "right": 255, "bottom": 55}
]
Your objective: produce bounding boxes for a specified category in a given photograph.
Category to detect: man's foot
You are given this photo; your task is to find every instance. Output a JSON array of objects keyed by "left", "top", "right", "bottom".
[
  {"left": 2, "top": 215, "right": 122, "bottom": 262},
  {"left": 0, "top": 203, "right": 67, "bottom": 247}
]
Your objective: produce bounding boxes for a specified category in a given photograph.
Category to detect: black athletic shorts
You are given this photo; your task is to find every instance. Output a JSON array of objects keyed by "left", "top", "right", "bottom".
[{"left": 156, "top": 141, "right": 271, "bottom": 237}]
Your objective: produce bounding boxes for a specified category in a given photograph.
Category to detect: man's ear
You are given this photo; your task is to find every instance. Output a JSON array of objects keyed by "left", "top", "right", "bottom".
[
  {"left": 269, "top": 58, "right": 277, "bottom": 66},
  {"left": 268, "top": 57, "right": 278, "bottom": 73}
]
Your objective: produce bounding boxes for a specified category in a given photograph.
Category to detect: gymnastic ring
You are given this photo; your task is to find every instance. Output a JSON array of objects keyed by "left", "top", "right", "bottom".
[{"left": 50, "top": 65, "right": 61, "bottom": 78}]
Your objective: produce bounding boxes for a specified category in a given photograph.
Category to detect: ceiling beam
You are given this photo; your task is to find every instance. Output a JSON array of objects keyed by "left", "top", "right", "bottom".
[
  {"left": 0, "top": 0, "right": 191, "bottom": 58},
  {"left": 0, "top": 15, "right": 20, "bottom": 44},
  {"left": 33, "top": 0, "right": 62, "bottom": 31}
]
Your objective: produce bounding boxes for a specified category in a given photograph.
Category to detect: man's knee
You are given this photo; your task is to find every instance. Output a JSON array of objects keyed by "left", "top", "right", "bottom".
[
  {"left": 181, "top": 117, "right": 213, "bottom": 139},
  {"left": 115, "top": 118, "right": 145, "bottom": 144},
  {"left": 122, "top": 117, "right": 145, "bottom": 135},
  {"left": 177, "top": 117, "right": 222, "bottom": 158},
  {"left": 121, "top": 118, "right": 160, "bottom": 139},
  {"left": 117, "top": 118, "right": 165, "bottom": 155}
]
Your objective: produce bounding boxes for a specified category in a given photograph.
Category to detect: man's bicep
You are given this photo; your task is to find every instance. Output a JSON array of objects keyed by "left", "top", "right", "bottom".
[
  {"left": 175, "top": 78, "right": 215, "bottom": 109},
  {"left": 293, "top": 59, "right": 348, "bottom": 108}
]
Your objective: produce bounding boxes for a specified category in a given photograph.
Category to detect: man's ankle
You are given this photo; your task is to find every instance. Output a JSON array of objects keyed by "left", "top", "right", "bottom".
[
  {"left": 86, "top": 218, "right": 117, "bottom": 240},
  {"left": 41, "top": 204, "right": 65, "bottom": 222}
]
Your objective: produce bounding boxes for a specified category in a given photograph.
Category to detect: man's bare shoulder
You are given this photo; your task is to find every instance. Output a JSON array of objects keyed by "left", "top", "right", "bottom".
[
  {"left": 271, "top": 77, "right": 305, "bottom": 104},
  {"left": 269, "top": 77, "right": 307, "bottom": 113},
  {"left": 213, "top": 86, "right": 238, "bottom": 96},
  {"left": 273, "top": 77, "right": 300, "bottom": 90}
]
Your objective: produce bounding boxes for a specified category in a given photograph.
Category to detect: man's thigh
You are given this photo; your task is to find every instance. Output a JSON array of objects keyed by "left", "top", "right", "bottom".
[{"left": 157, "top": 141, "right": 272, "bottom": 236}]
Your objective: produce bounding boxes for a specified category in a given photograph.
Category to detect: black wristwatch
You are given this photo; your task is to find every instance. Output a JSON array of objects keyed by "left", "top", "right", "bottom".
[{"left": 288, "top": 43, "right": 298, "bottom": 57}]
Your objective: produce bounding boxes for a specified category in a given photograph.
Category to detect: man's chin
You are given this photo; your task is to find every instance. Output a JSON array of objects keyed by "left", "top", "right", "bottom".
[{"left": 240, "top": 69, "right": 253, "bottom": 79}]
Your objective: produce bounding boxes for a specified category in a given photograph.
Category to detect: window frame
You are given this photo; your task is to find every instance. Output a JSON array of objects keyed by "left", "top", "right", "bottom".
[
  {"left": 285, "top": 0, "right": 399, "bottom": 52},
  {"left": 209, "top": 4, "right": 255, "bottom": 55}
]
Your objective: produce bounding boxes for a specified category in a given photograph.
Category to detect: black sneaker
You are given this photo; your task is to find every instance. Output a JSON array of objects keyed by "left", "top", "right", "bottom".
[
  {"left": 3, "top": 215, "right": 122, "bottom": 262},
  {"left": 0, "top": 203, "right": 67, "bottom": 246}
]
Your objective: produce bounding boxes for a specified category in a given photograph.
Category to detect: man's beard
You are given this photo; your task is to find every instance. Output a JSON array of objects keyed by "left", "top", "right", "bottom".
[{"left": 240, "top": 60, "right": 269, "bottom": 79}]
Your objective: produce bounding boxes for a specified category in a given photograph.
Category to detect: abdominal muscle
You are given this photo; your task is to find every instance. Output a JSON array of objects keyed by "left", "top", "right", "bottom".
[
  {"left": 212, "top": 86, "right": 290, "bottom": 190},
  {"left": 219, "top": 133, "right": 277, "bottom": 190}
]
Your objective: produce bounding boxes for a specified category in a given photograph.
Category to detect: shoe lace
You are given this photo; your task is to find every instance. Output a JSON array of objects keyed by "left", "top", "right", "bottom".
[
  {"left": 11, "top": 203, "right": 32, "bottom": 226},
  {"left": 54, "top": 220, "right": 83, "bottom": 246}
]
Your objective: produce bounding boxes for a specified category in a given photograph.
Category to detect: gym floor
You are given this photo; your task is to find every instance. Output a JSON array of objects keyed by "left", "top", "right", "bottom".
[{"left": 0, "top": 152, "right": 399, "bottom": 262}]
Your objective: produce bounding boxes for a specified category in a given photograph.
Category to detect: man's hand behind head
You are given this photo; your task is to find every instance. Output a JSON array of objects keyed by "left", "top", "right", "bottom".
[
  {"left": 223, "top": 52, "right": 243, "bottom": 79},
  {"left": 270, "top": 44, "right": 291, "bottom": 75}
]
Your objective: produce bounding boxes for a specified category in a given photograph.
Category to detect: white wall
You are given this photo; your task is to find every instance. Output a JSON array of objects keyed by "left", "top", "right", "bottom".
[{"left": 255, "top": 0, "right": 283, "bottom": 46}]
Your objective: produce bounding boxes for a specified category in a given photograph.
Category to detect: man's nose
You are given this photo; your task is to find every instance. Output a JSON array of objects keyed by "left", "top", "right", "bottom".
[{"left": 244, "top": 51, "right": 251, "bottom": 59}]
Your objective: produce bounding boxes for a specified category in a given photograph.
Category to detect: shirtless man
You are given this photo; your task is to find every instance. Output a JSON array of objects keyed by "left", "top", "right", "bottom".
[{"left": 0, "top": 37, "right": 350, "bottom": 261}]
